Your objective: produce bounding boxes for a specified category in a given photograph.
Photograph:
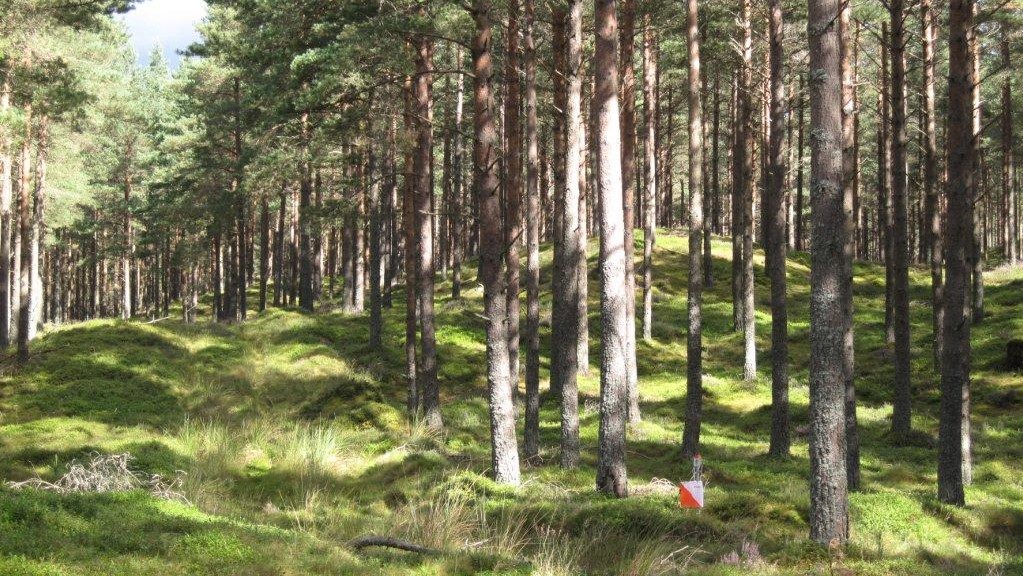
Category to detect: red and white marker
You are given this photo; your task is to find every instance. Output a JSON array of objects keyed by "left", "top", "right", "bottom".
[{"left": 679, "top": 453, "right": 705, "bottom": 509}]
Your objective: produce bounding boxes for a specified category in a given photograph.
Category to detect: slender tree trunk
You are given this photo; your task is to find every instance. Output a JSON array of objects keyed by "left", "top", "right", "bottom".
[
  {"left": 681, "top": 0, "right": 704, "bottom": 458},
  {"left": 840, "top": 4, "right": 860, "bottom": 489},
  {"left": 619, "top": 0, "right": 640, "bottom": 422},
  {"left": 923, "top": 0, "right": 943, "bottom": 367},
  {"left": 451, "top": 48, "right": 465, "bottom": 300},
  {"left": 881, "top": 23, "right": 895, "bottom": 345},
  {"left": 739, "top": 0, "right": 756, "bottom": 381},
  {"left": 505, "top": 0, "right": 523, "bottom": 389},
  {"left": 368, "top": 119, "right": 383, "bottom": 348},
  {"left": 1004, "top": 39, "right": 1017, "bottom": 264},
  {"left": 28, "top": 116, "right": 48, "bottom": 342},
  {"left": 402, "top": 79, "right": 420, "bottom": 419},
  {"left": 274, "top": 187, "right": 286, "bottom": 307},
  {"left": 938, "top": 0, "right": 974, "bottom": 507},
  {"left": 731, "top": 71, "right": 743, "bottom": 330},
  {"left": 298, "top": 112, "right": 314, "bottom": 312},
  {"left": 0, "top": 74, "right": 11, "bottom": 349},
  {"left": 594, "top": 0, "right": 629, "bottom": 498},
  {"left": 964, "top": 1, "right": 980, "bottom": 485},
  {"left": 414, "top": 37, "right": 442, "bottom": 431},
  {"left": 472, "top": 0, "right": 521, "bottom": 484},
  {"left": 16, "top": 105, "right": 32, "bottom": 362},
  {"left": 795, "top": 76, "right": 805, "bottom": 251},
  {"left": 641, "top": 16, "right": 657, "bottom": 345},
  {"left": 767, "top": 0, "right": 789, "bottom": 458},
  {"left": 552, "top": 1, "right": 582, "bottom": 469},
  {"left": 807, "top": 0, "right": 849, "bottom": 544},
  {"left": 259, "top": 194, "right": 270, "bottom": 312},
  {"left": 890, "top": 0, "right": 913, "bottom": 440},
  {"left": 523, "top": 0, "right": 542, "bottom": 462}
]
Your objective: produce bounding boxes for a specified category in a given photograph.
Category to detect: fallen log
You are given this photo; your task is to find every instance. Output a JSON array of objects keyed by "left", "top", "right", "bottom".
[{"left": 347, "top": 536, "right": 440, "bottom": 556}]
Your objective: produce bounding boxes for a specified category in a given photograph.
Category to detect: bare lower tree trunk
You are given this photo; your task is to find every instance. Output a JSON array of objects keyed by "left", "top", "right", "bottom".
[
  {"left": 505, "top": 0, "right": 522, "bottom": 389},
  {"left": 16, "top": 106, "right": 32, "bottom": 362},
  {"left": 28, "top": 116, "right": 48, "bottom": 342},
  {"left": 938, "top": 0, "right": 974, "bottom": 507},
  {"left": 890, "top": 0, "right": 913, "bottom": 441},
  {"left": 472, "top": 0, "right": 521, "bottom": 485},
  {"left": 795, "top": 76, "right": 805, "bottom": 252},
  {"left": 553, "top": 0, "right": 583, "bottom": 469},
  {"left": 259, "top": 194, "right": 270, "bottom": 312},
  {"left": 807, "top": 0, "right": 849, "bottom": 544},
  {"left": 1004, "top": 38, "right": 1017, "bottom": 265},
  {"left": 594, "top": 0, "right": 629, "bottom": 498},
  {"left": 298, "top": 112, "right": 314, "bottom": 312},
  {"left": 739, "top": 0, "right": 756, "bottom": 382},
  {"left": 923, "top": 0, "right": 943, "bottom": 368},
  {"left": 767, "top": 0, "right": 789, "bottom": 458},
  {"left": 368, "top": 118, "right": 383, "bottom": 349},
  {"left": 402, "top": 79, "right": 420, "bottom": 420},
  {"left": 414, "top": 35, "right": 442, "bottom": 431},
  {"left": 681, "top": 0, "right": 704, "bottom": 458},
  {"left": 641, "top": 16, "right": 657, "bottom": 345},
  {"left": 840, "top": 4, "right": 860, "bottom": 489},
  {"left": 881, "top": 24, "right": 894, "bottom": 344},
  {"left": 0, "top": 75, "right": 11, "bottom": 349},
  {"left": 451, "top": 48, "right": 465, "bottom": 299},
  {"left": 523, "top": 0, "right": 542, "bottom": 462},
  {"left": 619, "top": 0, "right": 640, "bottom": 423}
]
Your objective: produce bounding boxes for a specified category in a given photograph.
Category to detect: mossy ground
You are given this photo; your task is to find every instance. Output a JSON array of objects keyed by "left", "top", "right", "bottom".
[{"left": 0, "top": 232, "right": 1020, "bottom": 575}]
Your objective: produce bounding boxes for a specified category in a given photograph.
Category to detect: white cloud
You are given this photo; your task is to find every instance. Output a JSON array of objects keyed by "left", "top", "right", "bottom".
[{"left": 117, "top": 0, "right": 208, "bottom": 69}]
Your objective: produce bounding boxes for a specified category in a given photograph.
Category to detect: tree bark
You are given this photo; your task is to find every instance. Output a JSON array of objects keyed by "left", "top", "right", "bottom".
[
  {"left": 505, "top": 0, "right": 522, "bottom": 388},
  {"left": 414, "top": 34, "right": 442, "bottom": 431},
  {"left": 938, "top": 0, "right": 974, "bottom": 507},
  {"left": 767, "top": 0, "right": 789, "bottom": 458},
  {"left": 641, "top": 16, "right": 657, "bottom": 345},
  {"left": 681, "top": 0, "right": 704, "bottom": 458},
  {"left": 594, "top": 0, "right": 629, "bottom": 499},
  {"left": 473, "top": 0, "right": 521, "bottom": 484},
  {"left": 739, "top": 0, "right": 756, "bottom": 382},
  {"left": 1004, "top": 39, "right": 1017, "bottom": 264},
  {"left": 619, "top": 0, "right": 640, "bottom": 422},
  {"left": 840, "top": 4, "right": 859, "bottom": 489},
  {"left": 553, "top": 1, "right": 583, "bottom": 469},
  {"left": 368, "top": 118, "right": 383, "bottom": 349},
  {"left": 403, "top": 78, "right": 419, "bottom": 419},
  {"left": 795, "top": 76, "right": 805, "bottom": 252},
  {"left": 807, "top": 0, "right": 849, "bottom": 544},
  {"left": 890, "top": 0, "right": 913, "bottom": 441},
  {"left": 523, "top": 0, "right": 542, "bottom": 462},
  {"left": 16, "top": 105, "right": 33, "bottom": 362},
  {"left": 0, "top": 74, "right": 11, "bottom": 349},
  {"left": 923, "top": 0, "right": 943, "bottom": 367}
]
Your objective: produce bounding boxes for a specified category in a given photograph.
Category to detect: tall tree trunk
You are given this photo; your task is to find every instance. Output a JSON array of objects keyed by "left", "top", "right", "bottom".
[
  {"left": 619, "top": 0, "right": 640, "bottom": 422},
  {"left": 259, "top": 194, "right": 270, "bottom": 312},
  {"left": 298, "top": 112, "right": 314, "bottom": 312},
  {"left": 16, "top": 105, "right": 32, "bottom": 362},
  {"left": 414, "top": 36, "right": 442, "bottom": 431},
  {"left": 505, "top": 0, "right": 523, "bottom": 390},
  {"left": 1004, "top": 39, "right": 1017, "bottom": 264},
  {"left": 403, "top": 78, "right": 420, "bottom": 419},
  {"left": 795, "top": 76, "right": 805, "bottom": 251},
  {"left": 881, "top": 23, "right": 895, "bottom": 345},
  {"left": 233, "top": 78, "right": 247, "bottom": 321},
  {"left": 523, "top": 0, "right": 542, "bottom": 462},
  {"left": 807, "top": 0, "right": 849, "bottom": 544},
  {"left": 970, "top": 24, "right": 983, "bottom": 328},
  {"left": 472, "top": 0, "right": 521, "bottom": 484},
  {"left": 641, "top": 16, "right": 657, "bottom": 345},
  {"left": 28, "top": 116, "right": 48, "bottom": 342},
  {"left": 739, "top": 0, "right": 756, "bottom": 382},
  {"left": 938, "top": 0, "right": 974, "bottom": 507},
  {"left": 923, "top": 0, "right": 943, "bottom": 366},
  {"left": 451, "top": 48, "right": 465, "bottom": 300},
  {"left": 594, "top": 0, "right": 629, "bottom": 498},
  {"left": 274, "top": 187, "right": 286, "bottom": 307},
  {"left": 681, "top": 0, "right": 704, "bottom": 458},
  {"left": 889, "top": 0, "right": 913, "bottom": 440},
  {"left": 552, "top": 1, "right": 582, "bottom": 469},
  {"left": 840, "top": 4, "right": 860, "bottom": 489},
  {"left": 0, "top": 74, "right": 11, "bottom": 349},
  {"left": 368, "top": 118, "right": 383, "bottom": 348},
  {"left": 767, "top": 0, "right": 789, "bottom": 458}
]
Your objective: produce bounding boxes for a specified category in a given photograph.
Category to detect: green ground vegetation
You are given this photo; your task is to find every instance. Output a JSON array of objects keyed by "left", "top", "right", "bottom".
[{"left": 0, "top": 232, "right": 1021, "bottom": 575}]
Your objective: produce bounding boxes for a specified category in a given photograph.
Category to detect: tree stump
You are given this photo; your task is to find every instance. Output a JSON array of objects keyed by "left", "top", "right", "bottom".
[{"left": 1007, "top": 340, "right": 1023, "bottom": 371}]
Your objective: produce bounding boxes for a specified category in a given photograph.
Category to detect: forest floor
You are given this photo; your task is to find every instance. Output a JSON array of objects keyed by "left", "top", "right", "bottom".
[{"left": 1, "top": 232, "right": 1021, "bottom": 576}]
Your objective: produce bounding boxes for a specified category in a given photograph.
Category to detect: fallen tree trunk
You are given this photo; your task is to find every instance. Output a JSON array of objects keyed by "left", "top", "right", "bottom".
[{"left": 347, "top": 536, "right": 439, "bottom": 556}]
